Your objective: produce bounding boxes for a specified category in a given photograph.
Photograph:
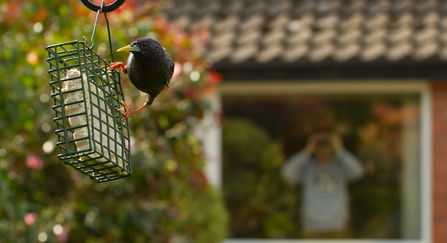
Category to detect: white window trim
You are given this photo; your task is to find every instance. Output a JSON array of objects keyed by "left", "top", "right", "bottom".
[{"left": 211, "top": 80, "right": 432, "bottom": 243}]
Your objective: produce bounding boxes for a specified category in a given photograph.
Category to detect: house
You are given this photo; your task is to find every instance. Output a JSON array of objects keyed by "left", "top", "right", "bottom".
[{"left": 165, "top": 0, "right": 447, "bottom": 242}]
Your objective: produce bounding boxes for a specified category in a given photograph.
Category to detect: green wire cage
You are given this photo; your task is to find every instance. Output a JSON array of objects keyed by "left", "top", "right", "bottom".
[{"left": 46, "top": 40, "right": 132, "bottom": 182}]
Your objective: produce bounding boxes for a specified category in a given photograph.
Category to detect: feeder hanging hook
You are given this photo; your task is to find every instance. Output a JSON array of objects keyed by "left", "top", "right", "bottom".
[
  {"left": 81, "top": 0, "right": 126, "bottom": 13},
  {"left": 82, "top": 0, "right": 124, "bottom": 61}
]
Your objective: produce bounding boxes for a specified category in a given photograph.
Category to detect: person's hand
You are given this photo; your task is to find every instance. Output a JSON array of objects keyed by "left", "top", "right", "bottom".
[
  {"left": 304, "top": 134, "right": 323, "bottom": 155},
  {"left": 330, "top": 134, "right": 343, "bottom": 152}
]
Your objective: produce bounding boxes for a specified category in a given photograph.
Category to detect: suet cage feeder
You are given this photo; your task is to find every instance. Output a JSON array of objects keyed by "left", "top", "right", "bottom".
[
  {"left": 46, "top": 0, "right": 131, "bottom": 182},
  {"left": 46, "top": 40, "right": 131, "bottom": 182}
]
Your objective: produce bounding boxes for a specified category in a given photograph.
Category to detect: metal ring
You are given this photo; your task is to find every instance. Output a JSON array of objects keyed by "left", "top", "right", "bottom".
[{"left": 81, "top": 0, "right": 126, "bottom": 13}]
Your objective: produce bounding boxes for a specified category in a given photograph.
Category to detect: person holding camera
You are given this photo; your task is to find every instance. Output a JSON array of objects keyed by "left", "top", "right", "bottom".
[{"left": 281, "top": 133, "right": 364, "bottom": 239}]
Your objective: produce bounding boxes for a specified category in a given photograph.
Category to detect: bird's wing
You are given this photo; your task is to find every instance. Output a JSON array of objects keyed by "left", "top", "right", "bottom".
[{"left": 165, "top": 58, "right": 175, "bottom": 88}]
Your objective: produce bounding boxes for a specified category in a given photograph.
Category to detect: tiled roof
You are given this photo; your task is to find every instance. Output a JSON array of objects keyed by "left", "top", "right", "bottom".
[{"left": 165, "top": 0, "right": 447, "bottom": 69}]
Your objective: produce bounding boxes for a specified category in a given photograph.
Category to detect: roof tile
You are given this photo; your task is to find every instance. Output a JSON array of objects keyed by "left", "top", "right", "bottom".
[
  {"left": 208, "top": 46, "right": 232, "bottom": 62},
  {"left": 312, "top": 29, "right": 336, "bottom": 45},
  {"left": 236, "top": 29, "right": 261, "bottom": 45},
  {"left": 334, "top": 43, "right": 360, "bottom": 61},
  {"left": 387, "top": 42, "right": 412, "bottom": 60},
  {"left": 388, "top": 27, "right": 412, "bottom": 43},
  {"left": 339, "top": 13, "right": 364, "bottom": 29},
  {"left": 414, "top": 42, "right": 438, "bottom": 60},
  {"left": 309, "top": 43, "right": 334, "bottom": 62},
  {"left": 337, "top": 30, "right": 361, "bottom": 45},
  {"left": 361, "top": 43, "right": 386, "bottom": 61},
  {"left": 363, "top": 29, "right": 387, "bottom": 44},
  {"left": 211, "top": 31, "right": 235, "bottom": 47},
  {"left": 257, "top": 44, "right": 283, "bottom": 63},
  {"left": 414, "top": 28, "right": 438, "bottom": 43},
  {"left": 166, "top": 0, "right": 447, "bottom": 66},
  {"left": 240, "top": 14, "right": 264, "bottom": 30},
  {"left": 231, "top": 44, "right": 258, "bottom": 63},
  {"left": 282, "top": 44, "right": 308, "bottom": 62}
]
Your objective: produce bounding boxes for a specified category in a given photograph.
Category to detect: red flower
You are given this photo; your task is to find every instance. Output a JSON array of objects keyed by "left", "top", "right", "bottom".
[
  {"left": 26, "top": 154, "right": 43, "bottom": 170},
  {"left": 56, "top": 227, "right": 70, "bottom": 243},
  {"left": 155, "top": 16, "right": 169, "bottom": 32},
  {"left": 208, "top": 71, "right": 223, "bottom": 84},
  {"left": 24, "top": 212, "right": 37, "bottom": 226}
]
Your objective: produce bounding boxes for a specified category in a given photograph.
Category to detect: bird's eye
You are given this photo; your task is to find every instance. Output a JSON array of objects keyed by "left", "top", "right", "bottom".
[{"left": 142, "top": 43, "right": 147, "bottom": 47}]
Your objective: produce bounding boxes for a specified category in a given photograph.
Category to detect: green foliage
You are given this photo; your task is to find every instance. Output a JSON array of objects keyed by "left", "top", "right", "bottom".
[
  {"left": 222, "top": 119, "right": 299, "bottom": 239},
  {"left": 0, "top": 1, "right": 227, "bottom": 242}
]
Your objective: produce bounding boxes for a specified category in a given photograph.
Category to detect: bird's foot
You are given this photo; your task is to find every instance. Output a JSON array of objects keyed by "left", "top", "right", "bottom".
[
  {"left": 118, "top": 101, "right": 148, "bottom": 121},
  {"left": 107, "top": 62, "right": 127, "bottom": 74},
  {"left": 120, "top": 101, "right": 147, "bottom": 121},
  {"left": 118, "top": 101, "right": 135, "bottom": 121}
]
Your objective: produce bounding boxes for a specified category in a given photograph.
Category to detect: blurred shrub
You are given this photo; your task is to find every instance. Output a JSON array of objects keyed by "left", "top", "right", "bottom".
[
  {"left": 222, "top": 119, "right": 299, "bottom": 239},
  {"left": 0, "top": 1, "right": 227, "bottom": 242}
]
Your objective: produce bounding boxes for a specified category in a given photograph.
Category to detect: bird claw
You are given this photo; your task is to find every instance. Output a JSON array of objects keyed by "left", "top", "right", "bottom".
[
  {"left": 107, "top": 62, "right": 127, "bottom": 74},
  {"left": 118, "top": 101, "right": 135, "bottom": 121}
]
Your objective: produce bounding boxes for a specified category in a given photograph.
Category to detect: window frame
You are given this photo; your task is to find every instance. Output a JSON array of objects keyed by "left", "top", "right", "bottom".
[{"left": 213, "top": 80, "right": 432, "bottom": 243}]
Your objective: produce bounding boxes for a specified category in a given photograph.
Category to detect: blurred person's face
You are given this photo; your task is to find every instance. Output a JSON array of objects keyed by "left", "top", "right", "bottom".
[{"left": 314, "top": 140, "right": 333, "bottom": 164}]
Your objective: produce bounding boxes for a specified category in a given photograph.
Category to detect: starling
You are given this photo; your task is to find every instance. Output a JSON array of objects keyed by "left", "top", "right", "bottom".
[{"left": 107, "top": 37, "right": 174, "bottom": 120}]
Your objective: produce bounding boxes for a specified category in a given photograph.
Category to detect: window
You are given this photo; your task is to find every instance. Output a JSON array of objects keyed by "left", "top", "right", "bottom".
[{"left": 218, "top": 81, "right": 431, "bottom": 243}]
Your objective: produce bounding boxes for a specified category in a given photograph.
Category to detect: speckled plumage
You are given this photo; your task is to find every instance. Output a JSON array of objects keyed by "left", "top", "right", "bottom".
[
  {"left": 125, "top": 37, "right": 174, "bottom": 106},
  {"left": 108, "top": 37, "right": 174, "bottom": 119}
]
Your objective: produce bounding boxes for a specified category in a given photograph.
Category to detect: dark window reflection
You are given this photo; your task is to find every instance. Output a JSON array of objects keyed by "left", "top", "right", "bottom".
[{"left": 222, "top": 94, "right": 421, "bottom": 239}]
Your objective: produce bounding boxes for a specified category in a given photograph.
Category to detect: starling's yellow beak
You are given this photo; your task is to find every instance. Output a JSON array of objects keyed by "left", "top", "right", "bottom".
[{"left": 116, "top": 44, "right": 141, "bottom": 52}]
